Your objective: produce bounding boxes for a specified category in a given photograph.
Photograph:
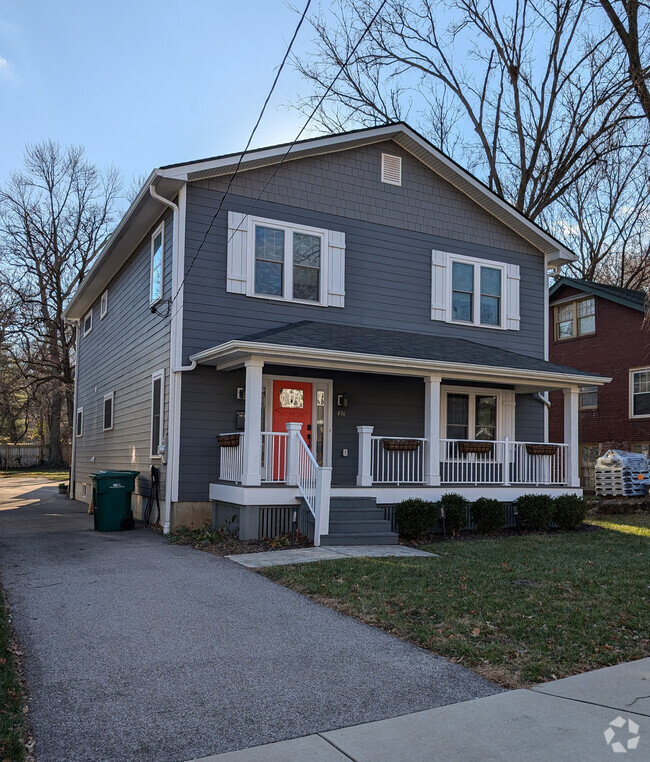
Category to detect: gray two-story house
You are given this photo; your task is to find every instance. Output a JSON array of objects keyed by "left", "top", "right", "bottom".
[{"left": 64, "top": 124, "right": 606, "bottom": 545}]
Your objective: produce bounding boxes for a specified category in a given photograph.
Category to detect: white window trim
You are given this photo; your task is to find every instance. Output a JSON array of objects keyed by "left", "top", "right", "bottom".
[
  {"left": 629, "top": 367, "right": 650, "bottom": 419},
  {"left": 246, "top": 214, "right": 329, "bottom": 307},
  {"left": 447, "top": 253, "right": 506, "bottom": 330},
  {"left": 82, "top": 310, "right": 93, "bottom": 337},
  {"left": 440, "top": 386, "right": 512, "bottom": 440},
  {"left": 150, "top": 222, "right": 165, "bottom": 307},
  {"left": 150, "top": 369, "right": 165, "bottom": 458},
  {"left": 100, "top": 290, "right": 108, "bottom": 319},
  {"left": 103, "top": 392, "right": 114, "bottom": 431},
  {"left": 76, "top": 407, "right": 83, "bottom": 437}
]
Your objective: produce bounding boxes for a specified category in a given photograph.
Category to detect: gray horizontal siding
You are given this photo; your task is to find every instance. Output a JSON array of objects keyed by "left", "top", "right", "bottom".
[
  {"left": 515, "top": 394, "right": 546, "bottom": 443},
  {"left": 74, "top": 208, "right": 173, "bottom": 500}
]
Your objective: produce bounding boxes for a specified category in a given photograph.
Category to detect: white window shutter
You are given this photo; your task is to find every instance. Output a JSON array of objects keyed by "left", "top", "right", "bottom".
[
  {"left": 227, "top": 211, "right": 248, "bottom": 294},
  {"left": 431, "top": 250, "right": 449, "bottom": 321},
  {"left": 505, "top": 263, "right": 521, "bottom": 330},
  {"left": 327, "top": 230, "right": 346, "bottom": 307}
]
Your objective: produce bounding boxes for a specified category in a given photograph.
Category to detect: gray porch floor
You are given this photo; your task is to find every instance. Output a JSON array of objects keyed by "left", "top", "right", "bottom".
[{"left": 225, "top": 545, "right": 436, "bottom": 568}]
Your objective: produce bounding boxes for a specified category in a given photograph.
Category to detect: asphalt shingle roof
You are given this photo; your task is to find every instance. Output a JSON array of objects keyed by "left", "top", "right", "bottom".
[
  {"left": 550, "top": 277, "right": 646, "bottom": 312},
  {"left": 241, "top": 321, "right": 603, "bottom": 379}
]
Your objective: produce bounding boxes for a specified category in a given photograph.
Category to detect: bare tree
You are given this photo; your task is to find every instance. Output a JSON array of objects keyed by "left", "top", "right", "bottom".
[
  {"left": 598, "top": 1, "right": 650, "bottom": 123},
  {"left": 296, "top": 0, "right": 642, "bottom": 219},
  {"left": 0, "top": 141, "right": 121, "bottom": 465}
]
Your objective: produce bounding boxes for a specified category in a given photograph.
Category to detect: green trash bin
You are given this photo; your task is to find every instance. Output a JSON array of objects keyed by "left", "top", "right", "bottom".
[{"left": 90, "top": 470, "right": 140, "bottom": 531}]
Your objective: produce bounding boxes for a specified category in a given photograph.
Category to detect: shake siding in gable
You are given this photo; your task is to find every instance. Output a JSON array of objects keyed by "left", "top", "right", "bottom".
[{"left": 74, "top": 208, "right": 173, "bottom": 503}]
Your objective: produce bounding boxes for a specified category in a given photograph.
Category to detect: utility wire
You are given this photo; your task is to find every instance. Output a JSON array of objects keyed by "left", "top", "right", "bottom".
[
  {"left": 161, "top": 0, "right": 313, "bottom": 314},
  {"left": 164, "top": 0, "right": 388, "bottom": 327}
]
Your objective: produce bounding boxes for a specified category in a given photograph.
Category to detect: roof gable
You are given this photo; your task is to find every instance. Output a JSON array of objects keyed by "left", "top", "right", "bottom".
[{"left": 549, "top": 277, "right": 647, "bottom": 312}]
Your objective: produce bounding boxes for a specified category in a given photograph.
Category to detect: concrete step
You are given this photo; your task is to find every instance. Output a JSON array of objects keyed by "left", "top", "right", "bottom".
[
  {"left": 330, "top": 508, "right": 386, "bottom": 521},
  {"left": 320, "top": 532, "right": 399, "bottom": 546},
  {"left": 328, "top": 519, "right": 394, "bottom": 534}
]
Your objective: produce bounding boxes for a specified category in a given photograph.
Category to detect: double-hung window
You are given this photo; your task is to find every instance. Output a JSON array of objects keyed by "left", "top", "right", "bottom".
[
  {"left": 451, "top": 260, "right": 502, "bottom": 327},
  {"left": 226, "top": 212, "right": 346, "bottom": 307},
  {"left": 554, "top": 297, "right": 595, "bottom": 340},
  {"left": 631, "top": 369, "right": 650, "bottom": 418},
  {"left": 150, "top": 371, "right": 165, "bottom": 457},
  {"left": 430, "top": 250, "right": 518, "bottom": 329},
  {"left": 150, "top": 223, "right": 164, "bottom": 306},
  {"left": 253, "top": 220, "right": 324, "bottom": 303}
]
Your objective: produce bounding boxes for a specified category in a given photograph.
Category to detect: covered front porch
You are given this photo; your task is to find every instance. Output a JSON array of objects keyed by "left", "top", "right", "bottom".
[{"left": 190, "top": 322, "right": 607, "bottom": 545}]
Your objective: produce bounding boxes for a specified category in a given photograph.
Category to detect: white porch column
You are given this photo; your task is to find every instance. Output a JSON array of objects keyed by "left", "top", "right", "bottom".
[
  {"left": 241, "top": 358, "right": 264, "bottom": 486},
  {"left": 563, "top": 387, "right": 580, "bottom": 487},
  {"left": 356, "top": 426, "right": 374, "bottom": 486},
  {"left": 424, "top": 375, "right": 442, "bottom": 486},
  {"left": 285, "top": 422, "right": 302, "bottom": 486}
]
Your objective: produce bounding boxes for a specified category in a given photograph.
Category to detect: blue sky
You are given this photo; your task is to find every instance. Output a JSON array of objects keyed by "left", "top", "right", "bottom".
[{"left": 0, "top": 1, "right": 315, "bottom": 188}]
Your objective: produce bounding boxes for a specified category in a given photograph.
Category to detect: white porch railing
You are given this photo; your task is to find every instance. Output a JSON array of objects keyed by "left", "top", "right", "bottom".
[
  {"left": 440, "top": 438, "right": 569, "bottom": 486},
  {"left": 218, "top": 433, "right": 245, "bottom": 482},
  {"left": 371, "top": 436, "right": 427, "bottom": 485},
  {"left": 261, "top": 431, "right": 288, "bottom": 483}
]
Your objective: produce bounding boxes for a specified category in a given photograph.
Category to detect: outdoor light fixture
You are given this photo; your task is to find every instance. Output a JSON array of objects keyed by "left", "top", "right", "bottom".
[{"left": 337, "top": 393, "right": 349, "bottom": 407}]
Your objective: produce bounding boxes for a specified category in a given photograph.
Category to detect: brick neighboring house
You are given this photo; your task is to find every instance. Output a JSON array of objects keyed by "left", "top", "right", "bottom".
[{"left": 549, "top": 277, "right": 649, "bottom": 489}]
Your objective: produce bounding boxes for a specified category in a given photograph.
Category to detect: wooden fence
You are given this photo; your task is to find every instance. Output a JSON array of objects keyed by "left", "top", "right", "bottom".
[{"left": 0, "top": 444, "right": 71, "bottom": 470}]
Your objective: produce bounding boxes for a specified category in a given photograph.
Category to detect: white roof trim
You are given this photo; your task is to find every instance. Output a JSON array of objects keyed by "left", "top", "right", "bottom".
[{"left": 189, "top": 339, "right": 609, "bottom": 387}]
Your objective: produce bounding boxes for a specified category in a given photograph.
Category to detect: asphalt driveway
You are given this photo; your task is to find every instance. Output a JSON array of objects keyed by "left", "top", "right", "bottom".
[{"left": 0, "top": 478, "right": 502, "bottom": 762}]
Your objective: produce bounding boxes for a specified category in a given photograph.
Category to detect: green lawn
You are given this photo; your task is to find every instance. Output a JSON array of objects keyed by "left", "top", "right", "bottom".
[
  {"left": 0, "top": 467, "right": 69, "bottom": 481},
  {"left": 263, "top": 514, "right": 649, "bottom": 689},
  {"left": 0, "top": 586, "right": 28, "bottom": 761}
]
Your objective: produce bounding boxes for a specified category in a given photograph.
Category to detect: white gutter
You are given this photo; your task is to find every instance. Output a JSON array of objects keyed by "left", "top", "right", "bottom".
[{"left": 148, "top": 182, "right": 195, "bottom": 535}]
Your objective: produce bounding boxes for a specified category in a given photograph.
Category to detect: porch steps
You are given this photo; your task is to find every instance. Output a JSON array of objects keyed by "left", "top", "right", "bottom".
[{"left": 320, "top": 497, "right": 399, "bottom": 546}]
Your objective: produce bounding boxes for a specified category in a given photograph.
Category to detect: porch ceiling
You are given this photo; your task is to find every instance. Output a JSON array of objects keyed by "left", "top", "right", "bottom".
[{"left": 190, "top": 321, "right": 610, "bottom": 390}]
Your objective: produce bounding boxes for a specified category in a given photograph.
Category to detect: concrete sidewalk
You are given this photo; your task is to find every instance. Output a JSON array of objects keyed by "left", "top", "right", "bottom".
[
  {"left": 191, "top": 659, "right": 650, "bottom": 761},
  {"left": 0, "top": 478, "right": 499, "bottom": 762},
  {"left": 226, "top": 544, "right": 436, "bottom": 568}
]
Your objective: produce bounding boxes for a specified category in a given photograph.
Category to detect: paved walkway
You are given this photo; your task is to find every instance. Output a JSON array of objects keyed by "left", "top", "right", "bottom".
[
  {"left": 0, "top": 478, "right": 499, "bottom": 762},
  {"left": 191, "top": 659, "right": 650, "bottom": 761},
  {"left": 226, "top": 544, "right": 435, "bottom": 568}
]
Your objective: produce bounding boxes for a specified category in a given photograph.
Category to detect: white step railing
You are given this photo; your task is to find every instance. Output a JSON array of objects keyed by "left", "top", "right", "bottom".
[
  {"left": 218, "top": 433, "right": 245, "bottom": 482},
  {"left": 295, "top": 429, "right": 331, "bottom": 547},
  {"left": 370, "top": 435, "right": 427, "bottom": 485},
  {"left": 261, "top": 431, "right": 288, "bottom": 483}
]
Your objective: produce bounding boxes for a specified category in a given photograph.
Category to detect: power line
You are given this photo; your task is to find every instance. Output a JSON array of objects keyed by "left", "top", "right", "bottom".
[
  {"left": 161, "top": 0, "right": 313, "bottom": 315},
  {"left": 166, "top": 0, "right": 388, "bottom": 328}
]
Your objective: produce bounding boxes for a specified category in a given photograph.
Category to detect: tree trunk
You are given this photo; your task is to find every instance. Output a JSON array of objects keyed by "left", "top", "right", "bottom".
[{"left": 48, "top": 386, "right": 65, "bottom": 467}]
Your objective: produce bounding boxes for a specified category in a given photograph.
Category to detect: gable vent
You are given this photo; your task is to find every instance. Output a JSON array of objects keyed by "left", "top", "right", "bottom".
[{"left": 381, "top": 153, "right": 402, "bottom": 186}]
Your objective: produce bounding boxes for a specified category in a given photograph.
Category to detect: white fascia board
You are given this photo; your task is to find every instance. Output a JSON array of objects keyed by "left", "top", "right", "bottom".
[{"left": 189, "top": 340, "right": 610, "bottom": 387}]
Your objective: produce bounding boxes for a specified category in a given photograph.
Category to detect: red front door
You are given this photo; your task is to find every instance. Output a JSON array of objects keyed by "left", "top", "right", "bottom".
[{"left": 271, "top": 381, "right": 312, "bottom": 479}]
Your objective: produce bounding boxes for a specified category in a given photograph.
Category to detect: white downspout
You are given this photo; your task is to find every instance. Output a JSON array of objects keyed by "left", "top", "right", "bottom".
[
  {"left": 149, "top": 182, "right": 195, "bottom": 534},
  {"left": 69, "top": 320, "right": 81, "bottom": 499},
  {"left": 535, "top": 392, "right": 551, "bottom": 409}
]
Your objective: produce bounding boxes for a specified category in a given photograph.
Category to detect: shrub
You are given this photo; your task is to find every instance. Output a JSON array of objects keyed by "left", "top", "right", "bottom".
[
  {"left": 471, "top": 497, "right": 506, "bottom": 533},
  {"left": 553, "top": 494, "right": 588, "bottom": 530},
  {"left": 516, "top": 494, "right": 554, "bottom": 531},
  {"left": 394, "top": 498, "right": 435, "bottom": 539},
  {"left": 439, "top": 493, "right": 469, "bottom": 534}
]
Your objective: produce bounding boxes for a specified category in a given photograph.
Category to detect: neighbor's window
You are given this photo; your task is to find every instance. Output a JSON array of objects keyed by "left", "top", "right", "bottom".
[
  {"left": 579, "top": 385, "right": 598, "bottom": 409},
  {"left": 252, "top": 218, "right": 324, "bottom": 303},
  {"left": 76, "top": 407, "right": 83, "bottom": 437},
  {"left": 100, "top": 290, "right": 108, "bottom": 319},
  {"left": 631, "top": 369, "right": 650, "bottom": 418},
  {"left": 555, "top": 297, "right": 595, "bottom": 340},
  {"left": 150, "top": 371, "right": 164, "bottom": 456},
  {"left": 451, "top": 260, "right": 502, "bottom": 327},
  {"left": 150, "top": 224, "right": 164, "bottom": 305},
  {"left": 83, "top": 310, "right": 93, "bottom": 337},
  {"left": 103, "top": 392, "right": 114, "bottom": 431}
]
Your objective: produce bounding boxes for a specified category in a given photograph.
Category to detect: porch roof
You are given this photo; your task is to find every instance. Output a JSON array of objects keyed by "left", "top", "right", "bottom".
[{"left": 190, "top": 321, "right": 610, "bottom": 388}]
